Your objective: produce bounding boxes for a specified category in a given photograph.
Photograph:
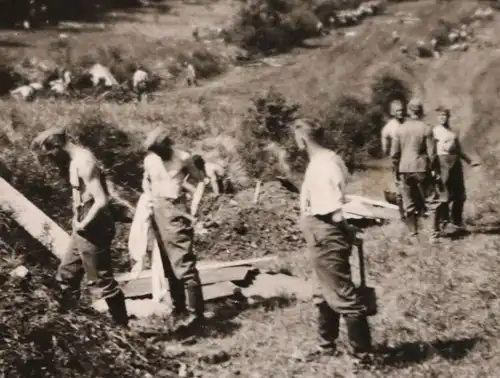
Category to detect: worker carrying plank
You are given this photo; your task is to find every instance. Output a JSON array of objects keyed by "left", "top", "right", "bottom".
[
  {"left": 31, "top": 127, "right": 129, "bottom": 328},
  {"left": 293, "top": 119, "right": 373, "bottom": 364},
  {"left": 141, "top": 127, "right": 208, "bottom": 331}
]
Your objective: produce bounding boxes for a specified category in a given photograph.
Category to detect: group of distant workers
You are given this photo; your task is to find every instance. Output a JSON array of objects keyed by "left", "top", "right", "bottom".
[{"left": 381, "top": 98, "right": 480, "bottom": 241}]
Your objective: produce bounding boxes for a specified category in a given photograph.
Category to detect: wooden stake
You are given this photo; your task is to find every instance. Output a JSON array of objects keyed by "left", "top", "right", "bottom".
[{"left": 253, "top": 180, "right": 262, "bottom": 204}]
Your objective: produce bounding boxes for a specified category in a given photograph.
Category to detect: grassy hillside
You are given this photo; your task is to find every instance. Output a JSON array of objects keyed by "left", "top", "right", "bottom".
[{"left": 3, "top": 0, "right": 500, "bottom": 376}]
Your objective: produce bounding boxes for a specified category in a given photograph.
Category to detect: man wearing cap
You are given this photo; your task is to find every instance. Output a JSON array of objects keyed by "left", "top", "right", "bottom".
[
  {"left": 381, "top": 99, "right": 406, "bottom": 219},
  {"left": 391, "top": 99, "right": 439, "bottom": 240},
  {"left": 31, "top": 128, "right": 129, "bottom": 328},
  {"left": 294, "top": 119, "right": 373, "bottom": 362},
  {"left": 433, "top": 106, "right": 480, "bottom": 231},
  {"left": 142, "top": 127, "right": 207, "bottom": 330}
]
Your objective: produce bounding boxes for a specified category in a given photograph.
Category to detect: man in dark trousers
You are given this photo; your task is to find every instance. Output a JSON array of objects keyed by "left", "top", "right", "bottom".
[
  {"left": 142, "top": 127, "right": 207, "bottom": 330},
  {"left": 391, "top": 99, "right": 439, "bottom": 241},
  {"left": 32, "top": 127, "right": 129, "bottom": 328},
  {"left": 294, "top": 119, "right": 373, "bottom": 363}
]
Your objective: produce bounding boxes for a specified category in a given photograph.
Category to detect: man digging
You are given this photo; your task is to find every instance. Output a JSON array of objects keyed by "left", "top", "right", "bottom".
[
  {"left": 141, "top": 127, "right": 208, "bottom": 332},
  {"left": 293, "top": 119, "right": 373, "bottom": 364},
  {"left": 31, "top": 127, "right": 129, "bottom": 328}
]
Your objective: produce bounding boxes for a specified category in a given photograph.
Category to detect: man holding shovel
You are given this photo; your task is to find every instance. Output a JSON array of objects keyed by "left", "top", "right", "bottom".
[
  {"left": 293, "top": 119, "right": 373, "bottom": 363},
  {"left": 141, "top": 127, "right": 207, "bottom": 331},
  {"left": 31, "top": 127, "right": 129, "bottom": 328}
]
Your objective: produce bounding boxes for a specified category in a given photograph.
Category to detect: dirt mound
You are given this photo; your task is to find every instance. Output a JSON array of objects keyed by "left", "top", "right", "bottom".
[{"left": 195, "top": 181, "right": 303, "bottom": 261}]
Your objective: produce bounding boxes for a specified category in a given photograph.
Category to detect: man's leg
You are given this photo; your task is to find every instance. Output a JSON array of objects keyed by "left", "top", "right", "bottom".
[
  {"left": 55, "top": 235, "right": 85, "bottom": 312},
  {"left": 154, "top": 200, "right": 205, "bottom": 325},
  {"left": 306, "top": 216, "right": 372, "bottom": 355},
  {"left": 79, "top": 207, "right": 128, "bottom": 327},
  {"left": 401, "top": 174, "right": 419, "bottom": 236},
  {"left": 449, "top": 162, "right": 467, "bottom": 228},
  {"left": 150, "top": 216, "right": 187, "bottom": 315}
]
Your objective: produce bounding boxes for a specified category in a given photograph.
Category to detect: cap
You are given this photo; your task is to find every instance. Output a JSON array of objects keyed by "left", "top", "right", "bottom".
[
  {"left": 143, "top": 127, "right": 173, "bottom": 151},
  {"left": 32, "top": 127, "right": 67, "bottom": 150}
]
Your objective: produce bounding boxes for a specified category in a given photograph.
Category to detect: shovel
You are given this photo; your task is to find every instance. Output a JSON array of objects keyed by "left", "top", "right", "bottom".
[{"left": 356, "top": 241, "right": 378, "bottom": 316}]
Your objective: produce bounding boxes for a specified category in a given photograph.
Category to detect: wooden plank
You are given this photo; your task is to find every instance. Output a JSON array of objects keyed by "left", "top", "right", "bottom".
[
  {"left": 342, "top": 199, "right": 375, "bottom": 219},
  {"left": 346, "top": 194, "right": 399, "bottom": 211},
  {"left": 121, "top": 266, "right": 251, "bottom": 297},
  {"left": 241, "top": 273, "right": 314, "bottom": 301},
  {"left": 0, "top": 177, "right": 70, "bottom": 260},
  {"left": 122, "top": 278, "right": 240, "bottom": 301},
  {"left": 115, "top": 256, "right": 277, "bottom": 283}
]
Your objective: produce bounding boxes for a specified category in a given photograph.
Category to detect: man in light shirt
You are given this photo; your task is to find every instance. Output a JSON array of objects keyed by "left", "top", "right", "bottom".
[
  {"left": 294, "top": 119, "right": 373, "bottom": 362},
  {"left": 432, "top": 106, "right": 480, "bottom": 231},
  {"left": 191, "top": 154, "right": 229, "bottom": 196},
  {"left": 142, "top": 127, "right": 207, "bottom": 330},
  {"left": 391, "top": 99, "right": 439, "bottom": 240},
  {"left": 381, "top": 100, "right": 406, "bottom": 219}
]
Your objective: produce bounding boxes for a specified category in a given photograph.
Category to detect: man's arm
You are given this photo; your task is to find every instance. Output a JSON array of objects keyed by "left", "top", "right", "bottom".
[
  {"left": 181, "top": 157, "right": 207, "bottom": 217},
  {"left": 75, "top": 162, "right": 108, "bottom": 230},
  {"left": 381, "top": 125, "right": 391, "bottom": 156},
  {"left": 425, "top": 126, "right": 438, "bottom": 173},
  {"left": 69, "top": 161, "right": 82, "bottom": 217},
  {"left": 455, "top": 138, "right": 474, "bottom": 165},
  {"left": 390, "top": 130, "right": 401, "bottom": 175}
]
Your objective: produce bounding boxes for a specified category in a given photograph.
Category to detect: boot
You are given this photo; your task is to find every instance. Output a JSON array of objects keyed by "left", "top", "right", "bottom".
[
  {"left": 316, "top": 301, "right": 340, "bottom": 344},
  {"left": 405, "top": 212, "right": 419, "bottom": 236},
  {"left": 187, "top": 284, "right": 205, "bottom": 319},
  {"left": 105, "top": 291, "right": 129, "bottom": 328},
  {"left": 344, "top": 314, "right": 373, "bottom": 364}
]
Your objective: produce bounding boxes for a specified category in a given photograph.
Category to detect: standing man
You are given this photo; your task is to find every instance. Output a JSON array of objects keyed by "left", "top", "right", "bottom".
[
  {"left": 31, "top": 127, "right": 129, "bottom": 328},
  {"left": 142, "top": 127, "right": 207, "bottom": 330},
  {"left": 381, "top": 99, "right": 406, "bottom": 219},
  {"left": 433, "top": 106, "right": 480, "bottom": 231},
  {"left": 391, "top": 99, "right": 439, "bottom": 241},
  {"left": 294, "top": 119, "right": 373, "bottom": 362}
]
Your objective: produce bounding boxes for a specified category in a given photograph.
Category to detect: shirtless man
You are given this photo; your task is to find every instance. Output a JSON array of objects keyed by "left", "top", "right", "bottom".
[
  {"left": 381, "top": 100, "right": 406, "bottom": 219},
  {"left": 142, "top": 127, "right": 207, "bottom": 329},
  {"left": 191, "top": 154, "right": 228, "bottom": 196},
  {"left": 31, "top": 127, "right": 128, "bottom": 327},
  {"left": 432, "top": 106, "right": 480, "bottom": 231},
  {"left": 294, "top": 119, "right": 373, "bottom": 363}
]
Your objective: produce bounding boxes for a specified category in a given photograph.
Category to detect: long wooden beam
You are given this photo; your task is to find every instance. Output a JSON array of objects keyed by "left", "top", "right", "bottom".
[{"left": 0, "top": 177, "right": 70, "bottom": 260}]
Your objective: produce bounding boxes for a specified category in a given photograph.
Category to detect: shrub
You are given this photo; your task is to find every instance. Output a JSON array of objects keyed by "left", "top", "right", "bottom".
[
  {"left": 229, "top": 0, "right": 322, "bottom": 56},
  {"left": 370, "top": 72, "right": 413, "bottom": 116},
  {"left": 72, "top": 111, "right": 144, "bottom": 192},
  {"left": 238, "top": 87, "right": 300, "bottom": 181}
]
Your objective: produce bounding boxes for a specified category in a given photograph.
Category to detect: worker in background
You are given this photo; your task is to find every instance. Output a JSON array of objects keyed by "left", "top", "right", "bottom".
[
  {"left": 183, "top": 61, "right": 198, "bottom": 87},
  {"left": 391, "top": 99, "right": 439, "bottom": 242},
  {"left": 31, "top": 128, "right": 129, "bottom": 328},
  {"left": 294, "top": 119, "right": 373, "bottom": 364},
  {"left": 191, "top": 154, "right": 228, "bottom": 196},
  {"left": 142, "top": 127, "right": 207, "bottom": 331},
  {"left": 381, "top": 99, "right": 406, "bottom": 219},
  {"left": 432, "top": 106, "right": 480, "bottom": 232}
]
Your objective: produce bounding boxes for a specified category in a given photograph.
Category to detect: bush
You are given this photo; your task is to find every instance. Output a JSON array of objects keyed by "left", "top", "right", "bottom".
[
  {"left": 72, "top": 111, "right": 144, "bottom": 192},
  {"left": 238, "top": 87, "right": 300, "bottom": 181},
  {"left": 370, "top": 72, "right": 413, "bottom": 116},
  {"left": 229, "top": 0, "right": 323, "bottom": 55}
]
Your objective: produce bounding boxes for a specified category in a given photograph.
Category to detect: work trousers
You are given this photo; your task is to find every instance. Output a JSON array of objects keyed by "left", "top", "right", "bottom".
[
  {"left": 436, "top": 155, "right": 466, "bottom": 226},
  {"left": 56, "top": 201, "right": 122, "bottom": 303},
  {"left": 151, "top": 197, "right": 204, "bottom": 316},
  {"left": 300, "top": 214, "right": 372, "bottom": 353}
]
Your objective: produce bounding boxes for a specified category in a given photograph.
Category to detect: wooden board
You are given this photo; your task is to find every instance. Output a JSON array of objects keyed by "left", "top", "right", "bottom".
[
  {"left": 0, "top": 177, "right": 70, "bottom": 260},
  {"left": 121, "top": 266, "right": 251, "bottom": 298},
  {"left": 115, "top": 256, "right": 277, "bottom": 283},
  {"left": 122, "top": 279, "right": 240, "bottom": 301},
  {"left": 346, "top": 194, "right": 399, "bottom": 211},
  {"left": 241, "top": 273, "right": 314, "bottom": 301}
]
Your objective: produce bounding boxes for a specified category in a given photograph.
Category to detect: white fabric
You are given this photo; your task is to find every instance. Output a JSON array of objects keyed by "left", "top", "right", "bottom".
[
  {"left": 433, "top": 125, "right": 458, "bottom": 155},
  {"left": 128, "top": 193, "right": 168, "bottom": 302}
]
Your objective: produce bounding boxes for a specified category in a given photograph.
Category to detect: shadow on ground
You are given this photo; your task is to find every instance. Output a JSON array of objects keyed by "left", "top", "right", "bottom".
[{"left": 376, "top": 337, "right": 481, "bottom": 367}]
